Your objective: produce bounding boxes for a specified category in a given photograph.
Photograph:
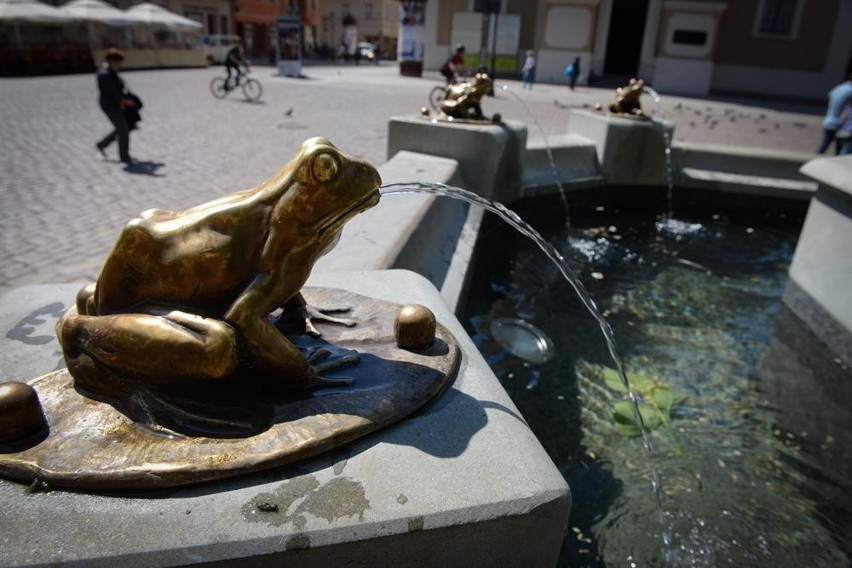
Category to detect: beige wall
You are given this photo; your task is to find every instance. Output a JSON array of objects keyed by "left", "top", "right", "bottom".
[
  {"left": 655, "top": 8, "right": 720, "bottom": 61},
  {"left": 437, "top": 0, "right": 468, "bottom": 46},
  {"left": 507, "top": 0, "right": 538, "bottom": 53},
  {"left": 540, "top": 1, "right": 598, "bottom": 51},
  {"left": 714, "top": 0, "right": 838, "bottom": 72},
  {"left": 320, "top": 0, "right": 397, "bottom": 51}
]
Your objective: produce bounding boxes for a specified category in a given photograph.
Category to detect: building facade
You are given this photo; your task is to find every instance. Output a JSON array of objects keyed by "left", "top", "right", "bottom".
[
  {"left": 421, "top": 0, "right": 852, "bottom": 100},
  {"left": 319, "top": 0, "right": 398, "bottom": 58}
]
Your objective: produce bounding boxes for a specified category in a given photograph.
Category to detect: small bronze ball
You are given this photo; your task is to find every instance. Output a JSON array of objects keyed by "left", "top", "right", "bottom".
[
  {"left": 0, "top": 382, "right": 47, "bottom": 442},
  {"left": 395, "top": 304, "right": 437, "bottom": 350},
  {"left": 491, "top": 113, "right": 502, "bottom": 124},
  {"left": 420, "top": 106, "right": 431, "bottom": 117}
]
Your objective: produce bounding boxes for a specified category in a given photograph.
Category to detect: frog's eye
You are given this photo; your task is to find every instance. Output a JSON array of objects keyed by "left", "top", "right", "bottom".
[{"left": 312, "top": 152, "right": 339, "bottom": 183}]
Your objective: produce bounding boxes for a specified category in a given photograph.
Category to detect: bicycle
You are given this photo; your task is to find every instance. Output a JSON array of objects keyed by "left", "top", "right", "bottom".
[
  {"left": 210, "top": 70, "right": 263, "bottom": 102},
  {"left": 428, "top": 84, "right": 448, "bottom": 110},
  {"left": 428, "top": 71, "right": 471, "bottom": 109}
]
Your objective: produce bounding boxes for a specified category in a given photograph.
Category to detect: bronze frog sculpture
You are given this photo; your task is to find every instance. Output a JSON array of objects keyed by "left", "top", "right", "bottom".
[
  {"left": 439, "top": 71, "right": 494, "bottom": 121},
  {"left": 0, "top": 137, "right": 463, "bottom": 489},
  {"left": 58, "top": 137, "right": 381, "bottom": 398},
  {"left": 600, "top": 77, "right": 646, "bottom": 117}
]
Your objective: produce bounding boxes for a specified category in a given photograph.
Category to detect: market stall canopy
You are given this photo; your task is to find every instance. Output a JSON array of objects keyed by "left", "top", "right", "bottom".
[
  {"left": 123, "top": 2, "right": 201, "bottom": 30},
  {"left": 59, "top": 0, "right": 137, "bottom": 26},
  {"left": 0, "top": 0, "right": 79, "bottom": 23}
]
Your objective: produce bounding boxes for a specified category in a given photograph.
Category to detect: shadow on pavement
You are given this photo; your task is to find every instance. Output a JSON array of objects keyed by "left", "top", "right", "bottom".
[{"left": 123, "top": 160, "right": 165, "bottom": 176}]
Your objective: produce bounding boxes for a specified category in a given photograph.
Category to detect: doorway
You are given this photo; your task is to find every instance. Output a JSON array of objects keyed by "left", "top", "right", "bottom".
[{"left": 603, "top": 0, "right": 650, "bottom": 76}]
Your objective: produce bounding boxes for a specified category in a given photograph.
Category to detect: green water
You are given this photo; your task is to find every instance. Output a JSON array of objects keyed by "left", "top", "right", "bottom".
[{"left": 463, "top": 200, "right": 852, "bottom": 567}]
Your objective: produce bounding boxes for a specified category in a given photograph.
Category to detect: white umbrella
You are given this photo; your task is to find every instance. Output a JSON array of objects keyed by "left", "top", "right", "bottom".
[
  {"left": 123, "top": 2, "right": 201, "bottom": 31},
  {"left": 60, "top": 0, "right": 136, "bottom": 26},
  {"left": 59, "top": 0, "right": 137, "bottom": 51},
  {"left": 0, "top": 0, "right": 78, "bottom": 49},
  {"left": 0, "top": 0, "right": 78, "bottom": 23}
]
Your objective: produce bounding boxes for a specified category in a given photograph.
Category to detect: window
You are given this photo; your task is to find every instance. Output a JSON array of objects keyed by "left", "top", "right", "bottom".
[
  {"left": 754, "top": 0, "right": 804, "bottom": 38},
  {"left": 672, "top": 30, "right": 707, "bottom": 46},
  {"left": 365, "top": 3, "right": 373, "bottom": 20}
]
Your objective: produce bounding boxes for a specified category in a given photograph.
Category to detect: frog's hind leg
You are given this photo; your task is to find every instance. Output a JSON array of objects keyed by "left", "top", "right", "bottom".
[
  {"left": 59, "top": 311, "right": 239, "bottom": 394},
  {"left": 74, "top": 282, "right": 98, "bottom": 315}
]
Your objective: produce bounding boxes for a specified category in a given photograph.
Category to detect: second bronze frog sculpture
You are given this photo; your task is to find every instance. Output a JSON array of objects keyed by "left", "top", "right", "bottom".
[
  {"left": 437, "top": 71, "right": 500, "bottom": 122},
  {"left": 58, "top": 137, "right": 381, "bottom": 399}
]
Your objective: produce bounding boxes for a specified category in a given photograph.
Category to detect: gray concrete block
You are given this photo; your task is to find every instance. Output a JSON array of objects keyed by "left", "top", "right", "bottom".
[
  {"left": 787, "top": 156, "right": 852, "bottom": 366},
  {"left": 673, "top": 141, "right": 815, "bottom": 183},
  {"left": 567, "top": 109, "right": 673, "bottom": 186},
  {"left": 387, "top": 116, "right": 528, "bottom": 203},
  {"left": 678, "top": 167, "right": 817, "bottom": 200},
  {"left": 522, "top": 133, "right": 602, "bottom": 191},
  {"left": 0, "top": 271, "right": 570, "bottom": 568}
]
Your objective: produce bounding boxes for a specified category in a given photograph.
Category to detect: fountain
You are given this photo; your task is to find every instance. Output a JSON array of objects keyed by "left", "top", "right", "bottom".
[{"left": 384, "top": 80, "right": 851, "bottom": 565}]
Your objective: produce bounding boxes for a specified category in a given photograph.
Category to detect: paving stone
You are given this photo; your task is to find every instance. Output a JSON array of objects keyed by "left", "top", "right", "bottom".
[{"left": 0, "top": 64, "right": 824, "bottom": 296}]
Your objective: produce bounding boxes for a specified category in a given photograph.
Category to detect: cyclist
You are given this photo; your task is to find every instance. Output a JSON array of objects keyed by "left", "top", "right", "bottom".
[
  {"left": 224, "top": 44, "right": 250, "bottom": 91},
  {"left": 440, "top": 44, "right": 466, "bottom": 85}
]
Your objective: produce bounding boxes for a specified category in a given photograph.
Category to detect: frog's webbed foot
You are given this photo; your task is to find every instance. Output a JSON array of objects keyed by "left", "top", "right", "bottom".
[
  {"left": 304, "top": 346, "right": 359, "bottom": 387},
  {"left": 273, "top": 301, "right": 356, "bottom": 338},
  {"left": 303, "top": 304, "right": 356, "bottom": 337}
]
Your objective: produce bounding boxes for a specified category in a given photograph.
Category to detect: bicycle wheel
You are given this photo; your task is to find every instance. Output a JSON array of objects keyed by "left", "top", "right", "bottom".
[
  {"left": 242, "top": 79, "right": 263, "bottom": 102},
  {"left": 428, "top": 85, "right": 446, "bottom": 110},
  {"left": 210, "top": 77, "right": 228, "bottom": 99}
]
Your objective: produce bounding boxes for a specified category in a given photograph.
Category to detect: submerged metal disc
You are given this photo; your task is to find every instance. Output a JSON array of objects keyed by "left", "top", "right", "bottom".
[{"left": 490, "top": 318, "right": 555, "bottom": 365}]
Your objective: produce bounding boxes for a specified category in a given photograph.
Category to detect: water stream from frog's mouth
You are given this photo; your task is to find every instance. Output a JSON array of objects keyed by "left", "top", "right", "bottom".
[
  {"left": 498, "top": 84, "right": 570, "bottom": 222},
  {"left": 378, "top": 182, "right": 675, "bottom": 563},
  {"left": 642, "top": 85, "right": 676, "bottom": 222},
  {"left": 380, "top": 181, "right": 651, "bottom": 449},
  {"left": 379, "top": 181, "right": 672, "bottom": 560}
]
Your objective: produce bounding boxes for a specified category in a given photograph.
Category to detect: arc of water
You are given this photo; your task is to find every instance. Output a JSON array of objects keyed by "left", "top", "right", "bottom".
[
  {"left": 643, "top": 85, "right": 676, "bottom": 220},
  {"left": 380, "top": 181, "right": 652, "bottom": 453},
  {"left": 381, "top": 181, "right": 676, "bottom": 561},
  {"left": 499, "top": 84, "right": 570, "bottom": 222}
]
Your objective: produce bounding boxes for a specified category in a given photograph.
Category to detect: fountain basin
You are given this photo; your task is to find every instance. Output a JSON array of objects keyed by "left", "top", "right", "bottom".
[{"left": 361, "top": 117, "right": 848, "bottom": 367}]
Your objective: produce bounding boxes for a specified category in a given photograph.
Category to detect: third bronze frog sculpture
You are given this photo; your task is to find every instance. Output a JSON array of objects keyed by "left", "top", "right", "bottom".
[
  {"left": 0, "top": 138, "right": 461, "bottom": 490},
  {"left": 596, "top": 77, "right": 648, "bottom": 118}
]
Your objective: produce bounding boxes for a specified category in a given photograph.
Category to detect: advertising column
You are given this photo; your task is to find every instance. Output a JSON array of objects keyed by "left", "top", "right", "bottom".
[
  {"left": 398, "top": 0, "right": 426, "bottom": 76},
  {"left": 275, "top": 16, "right": 302, "bottom": 77}
]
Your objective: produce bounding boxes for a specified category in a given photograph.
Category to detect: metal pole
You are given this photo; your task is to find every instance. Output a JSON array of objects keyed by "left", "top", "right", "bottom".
[
  {"left": 479, "top": 10, "right": 488, "bottom": 69},
  {"left": 488, "top": 7, "right": 498, "bottom": 95}
]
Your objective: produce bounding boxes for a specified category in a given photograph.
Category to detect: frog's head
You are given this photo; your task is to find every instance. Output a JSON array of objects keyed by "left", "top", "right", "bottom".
[
  {"left": 281, "top": 137, "right": 381, "bottom": 240},
  {"left": 471, "top": 72, "right": 492, "bottom": 98}
]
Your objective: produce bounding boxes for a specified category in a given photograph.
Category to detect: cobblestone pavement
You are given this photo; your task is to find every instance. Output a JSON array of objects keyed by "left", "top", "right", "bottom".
[{"left": 0, "top": 63, "right": 826, "bottom": 296}]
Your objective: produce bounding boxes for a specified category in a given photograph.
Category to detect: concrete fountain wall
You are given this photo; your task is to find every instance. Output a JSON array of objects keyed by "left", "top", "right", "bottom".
[{"left": 785, "top": 156, "right": 852, "bottom": 366}]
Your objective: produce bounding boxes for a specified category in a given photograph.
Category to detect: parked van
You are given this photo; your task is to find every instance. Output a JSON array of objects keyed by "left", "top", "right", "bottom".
[{"left": 198, "top": 35, "right": 242, "bottom": 64}]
